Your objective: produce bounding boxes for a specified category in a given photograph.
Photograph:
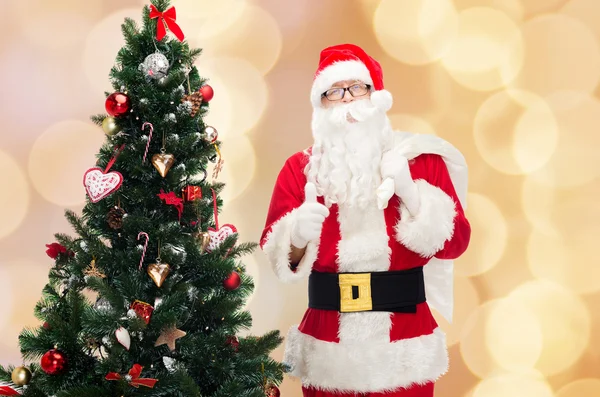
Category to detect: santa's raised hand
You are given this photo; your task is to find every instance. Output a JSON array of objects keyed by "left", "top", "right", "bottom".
[
  {"left": 380, "top": 152, "right": 421, "bottom": 215},
  {"left": 290, "top": 182, "right": 330, "bottom": 249}
]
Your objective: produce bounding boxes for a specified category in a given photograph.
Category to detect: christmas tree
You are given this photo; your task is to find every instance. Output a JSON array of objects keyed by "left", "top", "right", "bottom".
[{"left": 0, "top": 1, "right": 284, "bottom": 396}]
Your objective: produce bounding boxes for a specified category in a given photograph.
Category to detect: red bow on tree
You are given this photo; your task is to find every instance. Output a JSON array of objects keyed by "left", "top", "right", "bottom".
[
  {"left": 105, "top": 364, "right": 158, "bottom": 389},
  {"left": 158, "top": 189, "right": 184, "bottom": 220},
  {"left": 0, "top": 386, "right": 20, "bottom": 396},
  {"left": 149, "top": 5, "right": 184, "bottom": 42}
]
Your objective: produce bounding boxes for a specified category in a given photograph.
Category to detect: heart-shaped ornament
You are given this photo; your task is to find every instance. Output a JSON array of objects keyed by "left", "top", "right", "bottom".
[
  {"left": 206, "top": 224, "right": 237, "bottom": 253},
  {"left": 115, "top": 327, "right": 131, "bottom": 350},
  {"left": 147, "top": 261, "right": 171, "bottom": 287},
  {"left": 152, "top": 153, "right": 176, "bottom": 177},
  {"left": 83, "top": 167, "right": 123, "bottom": 203}
]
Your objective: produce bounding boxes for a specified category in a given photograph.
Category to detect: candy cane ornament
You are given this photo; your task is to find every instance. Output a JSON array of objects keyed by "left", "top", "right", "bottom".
[
  {"left": 142, "top": 122, "right": 154, "bottom": 164},
  {"left": 206, "top": 189, "right": 237, "bottom": 254},
  {"left": 137, "top": 232, "right": 149, "bottom": 270}
]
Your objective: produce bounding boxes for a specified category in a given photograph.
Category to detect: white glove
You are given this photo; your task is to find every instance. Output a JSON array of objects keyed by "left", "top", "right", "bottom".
[
  {"left": 380, "top": 151, "right": 420, "bottom": 215},
  {"left": 290, "top": 182, "right": 330, "bottom": 249}
]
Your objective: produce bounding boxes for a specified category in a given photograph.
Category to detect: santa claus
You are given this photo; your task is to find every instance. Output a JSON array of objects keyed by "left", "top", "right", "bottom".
[{"left": 260, "top": 44, "right": 471, "bottom": 397}]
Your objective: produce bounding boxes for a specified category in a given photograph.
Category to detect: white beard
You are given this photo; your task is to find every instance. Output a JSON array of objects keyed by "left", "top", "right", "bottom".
[{"left": 305, "top": 99, "right": 393, "bottom": 209}]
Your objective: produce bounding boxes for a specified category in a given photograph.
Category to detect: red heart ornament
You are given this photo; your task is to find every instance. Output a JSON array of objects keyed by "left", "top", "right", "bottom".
[
  {"left": 206, "top": 224, "right": 237, "bottom": 253},
  {"left": 84, "top": 167, "right": 123, "bottom": 203}
]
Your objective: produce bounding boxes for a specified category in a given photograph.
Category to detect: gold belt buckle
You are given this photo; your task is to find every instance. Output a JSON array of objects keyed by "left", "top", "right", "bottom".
[{"left": 339, "top": 273, "right": 373, "bottom": 313}]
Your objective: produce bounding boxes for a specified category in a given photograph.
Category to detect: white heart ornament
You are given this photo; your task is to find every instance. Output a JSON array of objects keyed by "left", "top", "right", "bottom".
[
  {"left": 115, "top": 326, "right": 131, "bottom": 350},
  {"left": 84, "top": 167, "right": 123, "bottom": 203},
  {"left": 206, "top": 224, "right": 237, "bottom": 253}
]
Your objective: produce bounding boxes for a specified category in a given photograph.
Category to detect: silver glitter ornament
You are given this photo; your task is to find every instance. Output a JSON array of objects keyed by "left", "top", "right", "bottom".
[
  {"left": 139, "top": 52, "right": 170, "bottom": 80},
  {"left": 163, "top": 357, "right": 177, "bottom": 373},
  {"left": 203, "top": 126, "right": 218, "bottom": 143},
  {"left": 157, "top": 76, "right": 169, "bottom": 87},
  {"left": 94, "top": 298, "right": 112, "bottom": 313}
]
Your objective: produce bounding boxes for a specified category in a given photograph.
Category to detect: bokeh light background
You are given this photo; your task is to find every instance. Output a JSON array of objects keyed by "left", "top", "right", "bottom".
[{"left": 1, "top": 0, "right": 599, "bottom": 395}]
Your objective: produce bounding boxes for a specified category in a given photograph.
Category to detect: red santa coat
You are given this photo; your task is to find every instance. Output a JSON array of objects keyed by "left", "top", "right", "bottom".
[{"left": 260, "top": 135, "right": 471, "bottom": 394}]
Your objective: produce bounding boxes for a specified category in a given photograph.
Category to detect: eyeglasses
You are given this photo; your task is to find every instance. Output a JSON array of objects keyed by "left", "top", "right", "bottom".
[{"left": 321, "top": 83, "right": 371, "bottom": 101}]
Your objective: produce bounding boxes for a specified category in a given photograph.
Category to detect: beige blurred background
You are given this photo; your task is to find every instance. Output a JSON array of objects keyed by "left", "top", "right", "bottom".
[{"left": 1, "top": 0, "right": 599, "bottom": 396}]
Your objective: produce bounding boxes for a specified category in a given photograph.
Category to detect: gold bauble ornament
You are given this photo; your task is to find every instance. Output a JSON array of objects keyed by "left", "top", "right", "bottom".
[
  {"left": 102, "top": 116, "right": 120, "bottom": 136},
  {"left": 147, "top": 260, "right": 171, "bottom": 287},
  {"left": 195, "top": 231, "right": 211, "bottom": 253},
  {"left": 11, "top": 366, "right": 32, "bottom": 386},
  {"left": 152, "top": 153, "right": 176, "bottom": 177}
]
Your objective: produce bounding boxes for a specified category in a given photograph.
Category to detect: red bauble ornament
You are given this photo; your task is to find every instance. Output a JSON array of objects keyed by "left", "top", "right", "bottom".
[
  {"left": 130, "top": 300, "right": 154, "bottom": 325},
  {"left": 198, "top": 85, "right": 214, "bottom": 102},
  {"left": 226, "top": 335, "right": 239, "bottom": 352},
  {"left": 223, "top": 271, "right": 241, "bottom": 291},
  {"left": 105, "top": 92, "right": 131, "bottom": 117},
  {"left": 43, "top": 321, "right": 51, "bottom": 330},
  {"left": 265, "top": 383, "right": 280, "bottom": 397},
  {"left": 41, "top": 349, "right": 67, "bottom": 375}
]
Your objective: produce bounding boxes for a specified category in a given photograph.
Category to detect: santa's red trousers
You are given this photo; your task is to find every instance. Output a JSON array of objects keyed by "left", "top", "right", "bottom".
[{"left": 302, "top": 382, "right": 434, "bottom": 397}]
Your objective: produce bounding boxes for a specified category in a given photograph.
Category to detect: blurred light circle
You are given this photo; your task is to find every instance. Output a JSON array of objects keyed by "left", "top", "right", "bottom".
[
  {"left": 561, "top": 0, "right": 600, "bottom": 44},
  {"left": 557, "top": 378, "right": 600, "bottom": 397},
  {"left": 373, "top": 0, "right": 459, "bottom": 65},
  {"left": 199, "top": 75, "right": 234, "bottom": 140},
  {"left": 198, "top": 5, "right": 282, "bottom": 75},
  {"left": 509, "top": 280, "right": 591, "bottom": 376},
  {"left": 474, "top": 89, "right": 558, "bottom": 175},
  {"left": 455, "top": 193, "right": 507, "bottom": 277},
  {"left": 198, "top": 57, "right": 268, "bottom": 134},
  {"left": 529, "top": 92, "right": 600, "bottom": 188},
  {"left": 511, "top": 14, "right": 600, "bottom": 97},
  {"left": 257, "top": 0, "right": 309, "bottom": 56},
  {"left": 442, "top": 7, "right": 524, "bottom": 91},
  {"left": 171, "top": 0, "right": 247, "bottom": 40},
  {"left": 0, "top": 150, "right": 29, "bottom": 240},
  {"left": 29, "top": 120, "right": 105, "bottom": 206},
  {"left": 460, "top": 300, "right": 505, "bottom": 378},
  {"left": 431, "top": 276, "right": 479, "bottom": 346},
  {"left": 83, "top": 9, "right": 141, "bottom": 94},
  {"left": 485, "top": 297, "right": 543, "bottom": 372},
  {"left": 205, "top": 134, "right": 256, "bottom": 204},
  {"left": 521, "top": 0, "right": 571, "bottom": 17},
  {"left": 453, "top": 0, "right": 524, "bottom": 21},
  {"left": 472, "top": 372, "right": 554, "bottom": 397},
  {"left": 5, "top": 260, "right": 49, "bottom": 325},
  {"left": 525, "top": 179, "right": 600, "bottom": 294},
  {"left": 0, "top": 265, "right": 13, "bottom": 334},
  {"left": 528, "top": 229, "right": 600, "bottom": 294},
  {"left": 389, "top": 114, "right": 437, "bottom": 136},
  {"left": 521, "top": 176, "right": 558, "bottom": 234},
  {"left": 0, "top": 44, "right": 94, "bottom": 126},
  {"left": 15, "top": 0, "right": 102, "bottom": 50}
]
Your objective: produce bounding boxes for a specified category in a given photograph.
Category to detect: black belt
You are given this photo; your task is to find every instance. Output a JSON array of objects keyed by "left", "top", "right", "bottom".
[{"left": 308, "top": 267, "right": 426, "bottom": 313}]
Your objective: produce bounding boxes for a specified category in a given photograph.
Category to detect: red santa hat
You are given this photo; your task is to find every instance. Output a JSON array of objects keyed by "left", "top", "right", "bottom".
[{"left": 310, "top": 43, "right": 393, "bottom": 111}]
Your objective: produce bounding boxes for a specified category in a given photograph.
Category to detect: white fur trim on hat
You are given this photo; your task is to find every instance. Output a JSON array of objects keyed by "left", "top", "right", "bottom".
[
  {"left": 371, "top": 89, "right": 393, "bottom": 112},
  {"left": 311, "top": 60, "right": 373, "bottom": 108}
]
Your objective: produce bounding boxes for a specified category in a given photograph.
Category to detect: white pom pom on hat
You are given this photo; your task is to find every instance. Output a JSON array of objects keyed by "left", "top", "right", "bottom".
[
  {"left": 310, "top": 43, "right": 393, "bottom": 111},
  {"left": 370, "top": 89, "right": 393, "bottom": 112}
]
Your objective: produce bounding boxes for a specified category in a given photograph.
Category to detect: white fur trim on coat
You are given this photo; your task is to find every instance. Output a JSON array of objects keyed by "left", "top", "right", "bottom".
[
  {"left": 395, "top": 179, "right": 457, "bottom": 258},
  {"left": 261, "top": 209, "right": 319, "bottom": 283},
  {"left": 311, "top": 60, "right": 373, "bottom": 108},
  {"left": 283, "top": 326, "right": 448, "bottom": 393}
]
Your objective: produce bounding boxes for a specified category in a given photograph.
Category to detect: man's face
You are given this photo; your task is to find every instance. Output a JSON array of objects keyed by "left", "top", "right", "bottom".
[{"left": 320, "top": 80, "right": 372, "bottom": 109}]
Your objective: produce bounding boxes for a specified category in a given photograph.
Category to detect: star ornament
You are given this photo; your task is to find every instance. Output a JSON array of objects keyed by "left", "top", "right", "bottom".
[{"left": 155, "top": 325, "right": 186, "bottom": 351}]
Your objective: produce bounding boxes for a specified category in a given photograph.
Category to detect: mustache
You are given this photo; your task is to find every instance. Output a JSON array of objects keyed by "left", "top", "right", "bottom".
[{"left": 327, "top": 99, "right": 380, "bottom": 126}]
